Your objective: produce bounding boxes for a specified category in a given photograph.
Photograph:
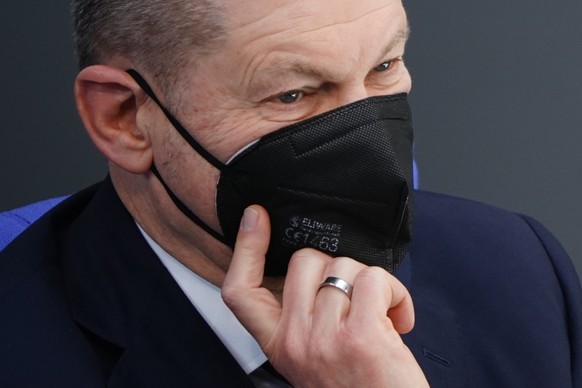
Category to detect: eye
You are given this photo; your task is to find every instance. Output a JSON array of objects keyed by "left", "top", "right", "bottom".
[
  {"left": 373, "top": 60, "right": 393, "bottom": 73},
  {"left": 275, "top": 90, "right": 305, "bottom": 104}
]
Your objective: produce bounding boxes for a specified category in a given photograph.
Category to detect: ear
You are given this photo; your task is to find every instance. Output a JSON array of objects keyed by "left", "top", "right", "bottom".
[{"left": 75, "top": 65, "right": 153, "bottom": 174}]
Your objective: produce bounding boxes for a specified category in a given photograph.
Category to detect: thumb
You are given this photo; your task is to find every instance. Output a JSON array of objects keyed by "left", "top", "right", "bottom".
[{"left": 221, "top": 205, "right": 281, "bottom": 346}]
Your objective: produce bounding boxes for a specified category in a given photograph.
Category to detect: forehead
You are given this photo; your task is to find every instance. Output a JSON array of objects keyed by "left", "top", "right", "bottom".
[
  {"left": 225, "top": 0, "right": 404, "bottom": 28},
  {"left": 206, "top": 0, "right": 407, "bottom": 91},
  {"left": 222, "top": 0, "right": 407, "bottom": 55}
]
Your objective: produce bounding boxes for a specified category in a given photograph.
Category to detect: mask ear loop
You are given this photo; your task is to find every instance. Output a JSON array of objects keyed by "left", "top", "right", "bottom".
[
  {"left": 126, "top": 69, "right": 230, "bottom": 246},
  {"left": 126, "top": 69, "right": 225, "bottom": 171},
  {"left": 150, "top": 165, "right": 229, "bottom": 245}
]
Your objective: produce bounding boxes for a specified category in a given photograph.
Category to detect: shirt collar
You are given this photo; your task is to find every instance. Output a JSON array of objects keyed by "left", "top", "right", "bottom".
[{"left": 137, "top": 223, "right": 267, "bottom": 374}]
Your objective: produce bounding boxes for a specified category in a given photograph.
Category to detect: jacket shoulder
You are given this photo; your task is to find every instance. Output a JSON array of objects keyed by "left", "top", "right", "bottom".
[
  {"left": 408, "top": 190, "right": 582, "bottom": 387},
  {"left": 410, "top": 189, "right": 579, "bottom": 295},
  {"left": 412, "top": 189, "right": 568, "bottom": 254},
  {"left": 0, "top": 184, "right": 105, "bottom": 386}
]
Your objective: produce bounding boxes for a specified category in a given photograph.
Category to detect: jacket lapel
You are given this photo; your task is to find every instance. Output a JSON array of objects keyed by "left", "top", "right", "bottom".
[
  {"left": 60, "top": 177, "right": 254, "bottom": 387},
  {"left": 107, "top": 269, "right": 253, "bottom": 388}
]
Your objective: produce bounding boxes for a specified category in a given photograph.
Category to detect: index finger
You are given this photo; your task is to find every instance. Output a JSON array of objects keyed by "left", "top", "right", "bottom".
[
  {"left": 221, "top": 205, "right": 281, "bottom": 346},
  {"left": 224, "top": 206, "right": 270, "bottom": 289}
]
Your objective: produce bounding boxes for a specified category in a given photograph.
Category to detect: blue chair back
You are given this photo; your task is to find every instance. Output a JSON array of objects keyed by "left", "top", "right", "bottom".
[{"left": 0, "top": 196, "right": 67, "bottom": 251}]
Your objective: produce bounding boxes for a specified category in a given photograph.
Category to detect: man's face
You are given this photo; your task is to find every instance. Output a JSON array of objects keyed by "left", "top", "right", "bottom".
[{"left": 149, "top": 0, "right": 410, "bottom": 235}]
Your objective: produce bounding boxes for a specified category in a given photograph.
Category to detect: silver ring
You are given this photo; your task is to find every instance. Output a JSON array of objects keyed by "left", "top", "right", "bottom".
[{"left": 318, "top": 276, "right": 353, "bottom": 299}]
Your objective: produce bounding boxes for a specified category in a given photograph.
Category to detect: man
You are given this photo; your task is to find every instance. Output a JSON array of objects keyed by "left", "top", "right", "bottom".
[{"left": 1, "top": 0, "right": 580, "bottom": 387}]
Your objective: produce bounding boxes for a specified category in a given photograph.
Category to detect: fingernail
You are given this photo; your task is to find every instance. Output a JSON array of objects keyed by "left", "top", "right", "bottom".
[{"left": 241, "top": 207, "right": 259, "bottom": 232}]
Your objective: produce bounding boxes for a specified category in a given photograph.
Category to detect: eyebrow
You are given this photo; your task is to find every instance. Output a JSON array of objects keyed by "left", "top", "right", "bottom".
[
  {"left": 247, "top": 60, "right": 325, "bottom": 99},
  {"left": 378, "top": 22, "right": 411, "bottom": 63},
  {"left": 264, "top": 61, "right": 325, "bottom": 80}
]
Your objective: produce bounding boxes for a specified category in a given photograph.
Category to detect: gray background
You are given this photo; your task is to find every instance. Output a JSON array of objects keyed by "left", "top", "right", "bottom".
[{"left": 1, "top": 2, "right": 581, "bottom": 277}]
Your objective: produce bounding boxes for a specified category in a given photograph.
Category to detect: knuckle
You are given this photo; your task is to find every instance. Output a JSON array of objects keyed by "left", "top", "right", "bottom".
[
  {"left": 325, "top": 256, "right": 360, "bottom": 274},
  {"left": 272, "top": 333, "right": 306, "bottom": 372},
  {"left": 220, "top": 285, "right": 240, "bottom": 309},
  {"left": 340, "top": 326, "right": 371, "bottom": 358},
  {"left": 370, "top": 265, "right": 389, "bottom": 276},
  {"left": 304, "top": 333, "right": 336, "bottom": 367},
  {"left": 331, "top": 256, "right": 354, "bottom": 267},
  {"left": 292, "top": 247, "right": 327, "bottom": 260},
  {"left": 288, "top": 247, "right": 329, "bottom": 269},
  {"left": 280, "top": 333, "right": 302, "bottom": 360},
  {"left": 357, "top": 265, "right": 389, "bottom": 282},
  {"left": 341, "top": 322, "right": 400, "bottom": 361}
]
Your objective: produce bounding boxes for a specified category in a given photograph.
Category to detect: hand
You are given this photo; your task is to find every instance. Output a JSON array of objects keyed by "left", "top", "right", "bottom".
[{"left": 222, "top": 205, "right": 428, "bottom": 387}]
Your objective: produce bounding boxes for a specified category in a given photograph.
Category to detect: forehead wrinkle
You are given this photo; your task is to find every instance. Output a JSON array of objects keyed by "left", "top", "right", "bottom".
[
  {"left": 231, "top": 1, "right": 392, "bottom": 33},
  {"left": 245, "top": 25, "right": 410, "bottom": 98},
  {"left": 247, "top": 16, "right": 409, "bottom": 82},
  {"left": 230, "top": 2, "right": 408, "bottom": 96},
  {"left": 230, "top": 1, "right": 402, "bottom": 51},
  {"left": 279, "top": 3, "right": 397, "bottom": 37}
]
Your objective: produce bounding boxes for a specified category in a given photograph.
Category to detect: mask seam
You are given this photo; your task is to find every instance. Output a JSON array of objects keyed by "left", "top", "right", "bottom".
[{"left": 287, "top": 117, "right": 410, "bottom": 159}]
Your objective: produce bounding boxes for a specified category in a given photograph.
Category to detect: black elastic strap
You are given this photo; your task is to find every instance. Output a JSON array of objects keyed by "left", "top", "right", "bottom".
[
  {"left": 150, "top": 164, "right": 229, "bottom": 245},
  {"left": 126, "top": 69, "right": 225, "bottom": 171}
]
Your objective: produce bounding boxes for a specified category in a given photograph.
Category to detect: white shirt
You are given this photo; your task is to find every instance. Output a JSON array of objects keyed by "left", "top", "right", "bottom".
[{"left": 137, "top": 224, "right": 267, "bottom": 374}]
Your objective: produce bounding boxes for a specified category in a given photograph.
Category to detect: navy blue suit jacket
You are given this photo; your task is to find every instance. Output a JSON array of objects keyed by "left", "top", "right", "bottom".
[{"left": 1, "top": 177, "right": 580, "bottom": 387}]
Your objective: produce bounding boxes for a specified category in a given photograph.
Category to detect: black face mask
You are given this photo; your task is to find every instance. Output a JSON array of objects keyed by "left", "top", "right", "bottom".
[{"left": 128, "top": 69, "right": 414, "bottom": 276}]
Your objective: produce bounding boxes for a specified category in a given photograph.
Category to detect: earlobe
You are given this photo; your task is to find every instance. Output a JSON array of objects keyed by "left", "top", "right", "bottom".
[{"left": 75, "top": 65, "right": 153, "bottom": 174}]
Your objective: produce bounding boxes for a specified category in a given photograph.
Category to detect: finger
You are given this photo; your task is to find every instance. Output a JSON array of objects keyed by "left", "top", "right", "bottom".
[
  {"left": 224, "top": 206, "right": 270, "bottom": 288},
  {"left": 280, "top": 248, "right": 331, "bottom": 319},
  {"left": 221, "top": 205, "right": 280, "bottom": 345},
  {"left": 348, "top": 267, "right": 415, "bottom": 334},
  {"left": 313, "top": 257, "right": 365, "bottom": 326}
]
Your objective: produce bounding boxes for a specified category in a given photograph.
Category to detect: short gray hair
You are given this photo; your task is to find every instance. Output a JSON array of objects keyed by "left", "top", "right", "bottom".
[{"left": 71, "top": 0, "right": 226, "bottom": 93}]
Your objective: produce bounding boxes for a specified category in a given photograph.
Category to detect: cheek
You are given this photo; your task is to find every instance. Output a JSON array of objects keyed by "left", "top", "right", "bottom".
[
  {"left": 175, "top": 76, "right": 284, "bottom": 162},
  {"left": 156, "top": 129, "right": 224, "bottom": 231},
  {"left": 400, "top": 66, "right": 412, "bottom": 94},
  {"left": 192, "top": 106, "right": 281, "bottom": 162},
  {"left": 151, "top": 106, "right": 279, "bottom": 232}
]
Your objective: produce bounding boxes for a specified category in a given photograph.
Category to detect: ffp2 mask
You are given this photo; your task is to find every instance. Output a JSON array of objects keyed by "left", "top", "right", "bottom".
[{"left": 128, "top": 70, "right": 413, "bottom": 276}]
